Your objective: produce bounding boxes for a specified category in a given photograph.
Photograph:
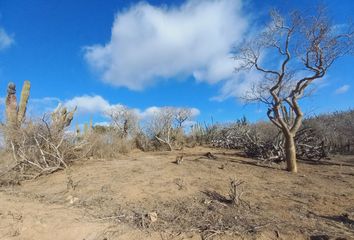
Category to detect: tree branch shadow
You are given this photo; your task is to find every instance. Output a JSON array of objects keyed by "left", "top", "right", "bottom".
[
  {"left": 298, "top": 159, "right": 354, "bottom": 167},
  {"left": 202, "top": 190, "right": 232, "bottom": 204},
  {"left": 312, "top": 212, "right": 354, "bottom": 231},
  {"left": 229, "top": 158, "right": 281, "bottom": 170}
]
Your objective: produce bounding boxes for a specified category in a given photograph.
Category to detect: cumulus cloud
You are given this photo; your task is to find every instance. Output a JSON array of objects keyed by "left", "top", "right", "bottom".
[
  {"left": 64, "top": 95, "right": 115, "bottom": 114},
  {"left": 2, "top": 94, "right": 200, "bottom": 121},
  {"left": 211, "top": 70, "right": 263, "bottom": 101},
  {"left": 138, "top": 106, "right": 200, "bottom": 119},
  {"left": 63, "top": 95, "right": 200, "bottom": 120},
  {"left": 334, "top": 84, "right": 350, "bottom": 94},
  {"left": 0, "top": 28, "right": 14, "bottom": 50},
  {"left": 84, "top": 0, "right": 248, "bottom": 91},
  {"left": 27, "top": 97, "right": 61, "bottom": 116}
]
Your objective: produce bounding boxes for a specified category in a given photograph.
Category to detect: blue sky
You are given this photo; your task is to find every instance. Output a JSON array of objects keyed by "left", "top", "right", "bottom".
[{"left": 0, "top": 0, "right": 353, "bottom": 126}]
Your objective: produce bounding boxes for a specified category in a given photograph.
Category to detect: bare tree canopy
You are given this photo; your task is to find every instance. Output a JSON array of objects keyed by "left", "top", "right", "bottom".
[
  {"left": 174, "top": 108, "right": 193, "bottom": 128},
  {"left": 147, "top": 107, "right": 175, "bottom": 151},
  {"left": 146, "top": 107, "right": 196, "bottom": 151},
  {"left": 107, "top": 105, "right": 139, "bottom": 138},
  {"left": 234, "top": 7, "right": 353, "bottom": 172}
]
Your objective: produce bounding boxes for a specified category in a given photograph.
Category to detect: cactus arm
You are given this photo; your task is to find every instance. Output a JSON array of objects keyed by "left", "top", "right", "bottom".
[
  {"left": 83, "top": 123, "right": 88, "bottom": 136},
  {"left": 89, "top": 116, "right": 93, "bottom": 130},
  {"left": 5, "top": 82, "right": 18, "bottom": 128},
  {"left": 17, "top": 80, "right": 31, "bottom": 124},
  {"left": 64, "top": 106, "right": 77, "bottom": 127},
  {"left": 51, "top": 105, "right": 77, "bottom": 130}
]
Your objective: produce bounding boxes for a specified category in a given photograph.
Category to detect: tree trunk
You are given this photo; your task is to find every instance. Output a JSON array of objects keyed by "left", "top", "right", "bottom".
[
  {"left": 284, "top": 133, "right": 297, "bottom": 173},
  {"left": 155, "top": 136, "right": 173, "bottom": 151}
]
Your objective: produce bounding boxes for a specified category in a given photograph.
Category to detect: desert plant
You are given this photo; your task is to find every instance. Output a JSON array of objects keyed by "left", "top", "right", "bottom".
[
  {"left": 190, "top": 121, "right": 219, "bottom": 146},
  {"left": 174, "top": 108, "right": 194, "bottom": 128},
  {"left": 1, "top": 91, "right": 82, "bottom": 179},
  {"left": 147, "top": 107, "right": 175, "bottom": 151},
  {"left": 107, "top": 105, "right": 139, "bottom": 139},
  {"left": 4, "top": 116, "right": 83, "bottom": 179},
  {"left": 134, "top": 131, "right": 153, "bottom": 151},
  {"left": 51, "top": 104, "right": 77, "bottom": 133},
  {"left": 229, "top": 177, "right": 245, "bottom": 206},
  {"left": 84, "top": 129, "right": 134, "bottom": 158},
  {"left": 210, "top": 118, "right": 327, "bottom": 162},
  {"left": 5, "top": 81, "right": 31, "bottom": 128},
  {"left": 234, "top": 8, "right": 353, "bottom": 172},
  {"left": 304, "top": 110, "right": 354, "bottom": 154}
]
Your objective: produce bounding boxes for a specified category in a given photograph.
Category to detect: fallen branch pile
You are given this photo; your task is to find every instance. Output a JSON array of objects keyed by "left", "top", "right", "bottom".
[
  {"left": 8, "top": 125, "right": 69, "bottom": 178},
  {"left": 3, "top": 114, "right": 89, "bottom": 179},
  {"left": 211, "top": 122, "right": 328, "bottom": 162}
]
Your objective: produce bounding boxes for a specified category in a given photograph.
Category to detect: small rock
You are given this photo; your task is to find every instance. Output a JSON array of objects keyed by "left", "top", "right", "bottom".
[
  {"left": 66, "top": 195, "right": 79, "bottom": 204},
  {"left": 146, "top": 212, "right": 158, "bottom": 223},
  {"left": 203, "top": 199, "right": 212, "bottom": 205}
]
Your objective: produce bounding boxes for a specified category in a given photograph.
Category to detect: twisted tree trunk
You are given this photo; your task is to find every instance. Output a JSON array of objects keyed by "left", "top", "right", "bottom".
[{"left": 284, "top": 132, "right": 297, "bottom": 173}]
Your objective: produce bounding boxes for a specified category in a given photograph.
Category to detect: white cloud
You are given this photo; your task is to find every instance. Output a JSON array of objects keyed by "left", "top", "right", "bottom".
[
  {"left": 27, "top": 97, "right": 61, "bottom": 117},
  {"left": 64, "top": 95, "right": 113, "bottom": 114},
  {"left": 84, "top": 0, "right": 248, "bottom": 91},
  {"left": 2, "top": 94, "right": 200, "bottom": 122},
  {"left": 211, "top": 70, "right": 263, "bottom": 101},
  {"left": 63, "top": 95, "right": 200, "bottom": 120},
  {"left": 137, "top": 106, "right": 200, "bottom": 119},
  {"left": 0, "top": 28, "right": 14, "bottom": 50},
  {"left": 94, "top": 121, "right": 110, "bottom": 127},
  {"left": 335, "top": 84, "right": 350, "bottom": 94}
]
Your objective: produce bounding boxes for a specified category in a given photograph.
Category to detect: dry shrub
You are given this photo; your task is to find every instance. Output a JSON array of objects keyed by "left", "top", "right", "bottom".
[
  {"left": 242, "top": 122, "right": 283, "bottom": 160},
  {"left": 304, "top": 110, "right": 354, "bottom": 154},
  {"left": 134, "top": 132, "right": 153, "bottom": 152},
  {"left": 189, "top": 122, "right": 219, "bottom": 147},
  {"left": 0, "top": 148, "right": 21, "bottom": 186},
  {"left": 84, "top": 130, "right": 134, "bottom": 158},
  {"left": 251, "top": 122, "right": 279, "bottom": 144},
  {"left": 0, "top": 118, "right": 85, "bottom": 180},
  {"left": 144, "top": 107, "right": 197, "bottom": 151},
  {"left": 173, "top": 127, "right": 186, "bottom": 148},
  {"left": 211, "top": 118, "right": 327, "bottom": 162}
]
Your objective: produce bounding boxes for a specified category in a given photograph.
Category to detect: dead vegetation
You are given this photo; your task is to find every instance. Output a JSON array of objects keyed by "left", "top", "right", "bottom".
[
  {"left": 0, "top": 8, "right": 353, "bottom": 239},
  {"left": 210, "top": 121, "right": 315, "bottom": 163},
  {"left": 0, "top": 110, "right": 89, "bottom": 180},
  {"left": 1, "top": 102, "right": 353, "bottom": 182},
  {"left": 1, "top": 147, "right": 353, "bottom": 239},
  {"left": 210, "top": 110, "right": 354, "bottom": 164},
  {"left": 233, "top": 7, "right": 353, "bottom": 172},
  {"left": 229, "top": 177, "right": 246, "bottom": 207}
]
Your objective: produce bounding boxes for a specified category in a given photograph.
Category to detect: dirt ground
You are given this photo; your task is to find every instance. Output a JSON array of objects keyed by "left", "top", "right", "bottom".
[{"left": 0, "top": 146, "right": 353, "bottom": 240}]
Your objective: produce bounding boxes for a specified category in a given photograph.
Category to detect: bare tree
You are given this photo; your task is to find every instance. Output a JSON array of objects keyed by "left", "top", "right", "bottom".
[
  {"left": 234, "top": 8, "right": 353, "bottom": 172},
  {"left": 174, "top": 108, "right": 193, "bottom": 128},
  {"left": 147, "top": 107, "right": 175, "bottom": 151},
  {"left": 107, "top": 105, "right": 139, "bottom": 139}
]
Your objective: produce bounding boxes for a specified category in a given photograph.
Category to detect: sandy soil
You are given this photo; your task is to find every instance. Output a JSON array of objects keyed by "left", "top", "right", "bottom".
[{"left": 0, "top": 147, "right": 353, "bottom": 240}]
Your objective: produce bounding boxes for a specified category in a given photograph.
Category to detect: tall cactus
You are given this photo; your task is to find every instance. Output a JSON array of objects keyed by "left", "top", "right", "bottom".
[
  {"left": 17, "top": 80, "right": 31, "bottom": 124},
  {"left": 5, "top": 81, "right": 31, "bottom": 128},
  {"left": 83, "top": 123, "right": 89, "bottom": 136},
  {"left": 76, "top": 123, "right": 81, "bottom": 136},
  {"left": 89, "top": 116, "right": 93, "bottom": 130},
  {"left": 5, "top": 82, "right": 18, "bottom": 128}
]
